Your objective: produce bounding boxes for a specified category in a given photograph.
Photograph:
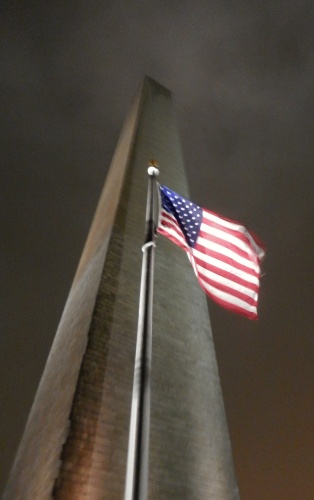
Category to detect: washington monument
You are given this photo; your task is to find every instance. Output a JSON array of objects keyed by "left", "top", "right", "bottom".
[{"left": 4, "top": 77, "right": 239, "bottom": 499}]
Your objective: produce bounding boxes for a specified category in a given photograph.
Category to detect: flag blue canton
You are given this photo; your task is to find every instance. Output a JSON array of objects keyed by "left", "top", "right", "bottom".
[{"left": 160, "top": 185, "right": 203, "bottom": 248}]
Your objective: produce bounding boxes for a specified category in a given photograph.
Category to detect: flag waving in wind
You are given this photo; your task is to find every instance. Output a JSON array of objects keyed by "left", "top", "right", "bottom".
[{"left": 157, "top": 185, "right": 265, "bottom": 319}]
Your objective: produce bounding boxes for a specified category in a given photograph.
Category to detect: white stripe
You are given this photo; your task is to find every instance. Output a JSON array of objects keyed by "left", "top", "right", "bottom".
[
  {"left": 192, "top": 248, "right": 259, "bottom": 285},
  {"left": 160, "top": 212, "right": 183, "bottom": 237},
  {"left": 203, "top": 210, "right": 248, "bottom": 232},
  {"left": 198, "top": 276, "right": 257, "bottom": 314},
  {"left": 160, "top": 212, "right": 179, "bottom": 231},
  {"left": 202, "top": 211, "right": 264, "bottom": 259},
  {"left": 159, "top": 218, "right": 188, "bottom": 249},
  {"left": 197, "top": 235, "right": 259, "bottom": 273},
  {"left": 201, "top": 221, "right": 256, "bottom": 257},
  {"left": 160, "top": 225, "right": 187, "bottom": 248},
  {"left": 195, "top": 261, "right": 258, "bottom": 299}
]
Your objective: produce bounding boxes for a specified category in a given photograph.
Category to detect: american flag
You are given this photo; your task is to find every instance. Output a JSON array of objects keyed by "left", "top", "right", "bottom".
[{"left": 157, "top": 185, "right": 265, "bottom": 319}]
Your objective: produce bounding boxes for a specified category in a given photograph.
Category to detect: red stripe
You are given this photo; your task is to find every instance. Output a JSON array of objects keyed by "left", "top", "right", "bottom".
[
  {"left": 159, "top": 218, "right": 185, "bottom": 242},
  {"left": 161, "top": 210, "right": 178, "bottom": 224},
  {"left": 160, "top": 212, "right": 183, "bottom": 232},
  {"left": 159, "top": 220, "right": 182, "bottom": 238},
  {"left": 198, "top": 228, "right": 258, "bottom": 263},
  {"left": 158, "top": 216, "right": 188, "bottom": 251},
  {"left": 196, "top": 266, "right": 258, "bottom": 306},
  {"left": 158, "top": 227, "right": 188, "bottom": 251},
  {"left": 195, "top": 242, "right": 259, "bottom": 278},
  {"left": 192, "top": 254, "right": 259, "bottom": 292},
  {"left": 202, "top": 288, "right": 258, "bottom": 319},
  {"left": 195, "top": 271, "right": 258, "bottom": 319},
  {"left": 160, "top": 212, "right": 181, "bottom": 231},
  {"left": 202, "top": 210, "right": 262, "bottom": 257}
]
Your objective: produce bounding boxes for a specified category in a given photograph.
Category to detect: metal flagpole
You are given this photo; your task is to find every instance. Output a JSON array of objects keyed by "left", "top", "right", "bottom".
[{"left": 124, "top": 162, "right": 160, "bottom": 500}]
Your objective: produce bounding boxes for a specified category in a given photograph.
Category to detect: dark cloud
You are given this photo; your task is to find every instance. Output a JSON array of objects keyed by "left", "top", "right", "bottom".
[{"left": 1, "top": 1, "right": 314, "bottom": 498}]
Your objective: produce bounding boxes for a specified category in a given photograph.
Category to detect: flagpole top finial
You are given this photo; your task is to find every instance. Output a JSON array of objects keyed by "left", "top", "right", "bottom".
[{"left": 148, "top": 160, "right": 159, "bottom": 176}]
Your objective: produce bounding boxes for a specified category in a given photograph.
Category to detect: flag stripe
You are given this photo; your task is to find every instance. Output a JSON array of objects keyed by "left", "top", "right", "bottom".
[
  {"left": 192, "top": 255, "right": 259, "bottom": 295},
  {"left": 198, "top": 227, "right": 258, "bottom": 263},
  {"left": 198, "top": 272, "right": 258, "bottom": 307},
  {"left": 198, "top": 275, "right": 257, "bottom": 313},
  {"left": 190, "top": 254, "right": 258, "bottom": 306},
  {"left": 195, "top": 242, "right": 259, "bottom": 279},
  {"left": 160, "top": 211, "right": 186, "bottom": 236},
  {"left": 190, "top": 248, "right": 258, "bottom": 318},
  {"left": 203, "top": 209, "right": 253, "bottom": 235},
  {"left": 193, "top": 247, "right": 260, "bottom": 285},
  {"left": 197, "top": 235, "right": 260, "bottom": 273},
  {"left": 159, "top": 213, "right": 188, "bottom": 250},
  {"left": 158, "top": 226, "right": 187, "bottom": 251},
  {"left": 203, "top": 210, "right": 265, "bottom": 261},
  {"left": 200, "top": 282, "right": 258, "bottom": 319},
  {"left": 200, "top": 222, "right": 257, "bottom": 258},
  {"left": 195, "top": 261, "right": 259, "bottom": 300}
]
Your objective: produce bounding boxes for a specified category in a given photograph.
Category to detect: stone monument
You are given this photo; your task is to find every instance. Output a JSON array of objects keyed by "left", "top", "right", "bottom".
[{"left": 4, "top": 77, "right": 239, "bottom": 499}]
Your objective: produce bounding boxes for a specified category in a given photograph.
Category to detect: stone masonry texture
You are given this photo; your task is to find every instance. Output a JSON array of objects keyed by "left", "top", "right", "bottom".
[{"left": 4, "top": 78, "right": 239, "bottom": 499}]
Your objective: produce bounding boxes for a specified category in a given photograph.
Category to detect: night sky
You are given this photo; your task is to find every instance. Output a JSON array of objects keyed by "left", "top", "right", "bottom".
[{"left": 1, "top": 1, "right": 314, "bottom": 498}]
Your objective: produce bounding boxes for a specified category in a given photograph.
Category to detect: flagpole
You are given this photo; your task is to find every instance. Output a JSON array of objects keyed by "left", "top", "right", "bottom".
[{"left": 124, "top": 162, "right": 159, "bottom": 500}]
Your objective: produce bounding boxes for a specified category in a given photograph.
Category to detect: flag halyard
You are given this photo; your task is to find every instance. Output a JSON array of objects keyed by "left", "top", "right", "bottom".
[{"left": 158, "top": 185, "right": 265, "bottom": 319}]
